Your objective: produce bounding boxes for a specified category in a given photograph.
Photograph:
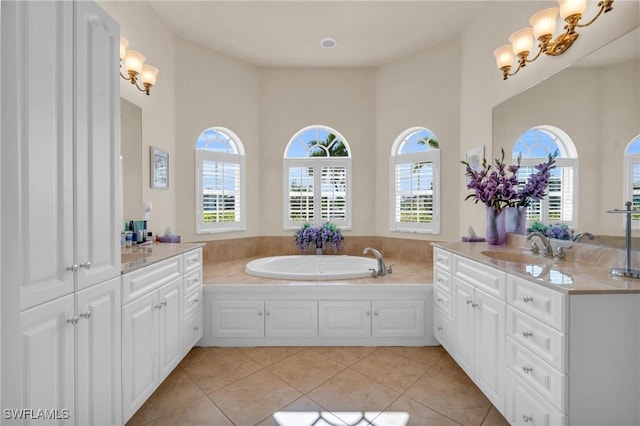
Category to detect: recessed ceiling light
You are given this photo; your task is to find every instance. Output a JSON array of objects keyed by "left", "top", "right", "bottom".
[{"left": 320, "top": 37, "right": 337, "bottom": 48}]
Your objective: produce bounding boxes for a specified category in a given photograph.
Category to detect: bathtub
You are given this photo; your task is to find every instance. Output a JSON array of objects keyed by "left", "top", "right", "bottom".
[{"left": 246, "top": 255, "right": 378, "bottom": 280}]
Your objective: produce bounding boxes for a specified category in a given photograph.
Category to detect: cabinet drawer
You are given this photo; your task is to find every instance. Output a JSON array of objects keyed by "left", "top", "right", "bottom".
[
  {"left": 454, "top": 255, "right": 506, "bottom": 300},
  {"left": 183, "top": 248, "right": 202, "bottom": 273},
  {"left": 122, "top": 255, "right": 183, "bottom": 305},
  {"left": 184, "top": 269, "right": 202, "bottom": 295},
  {"left": 434, "top": 285, "right": 452, "bottom": 315},
  {"left": 184, "top": 306, "right": 203, "bottom": 351},
  {"left": 507, "top": 337, "right": 567, "bottom": 412},
  {"left": 507, "top": 306, "right": 566, "bottom": 372},
  {"left": 433, "top": 306, "right": 453, "bottom": 351},
  {"left": 434, "top": 268, "right": 452, "bottom": 293},
  {"left": 184, "top": 287, "right": 202, "bottom": 316},
  {"left": 506, "top": 369, "right": 566, "bottom": 425},
  {"left": 508, "top": 274, "right": 566, "bottom": 332},
  {"left": 433, "top": 248, "right": 452, "bottom": 273}
]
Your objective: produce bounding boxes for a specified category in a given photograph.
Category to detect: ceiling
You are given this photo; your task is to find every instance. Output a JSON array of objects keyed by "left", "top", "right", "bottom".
[{"left": 147, "top": 1, "right": 486, "bottom": 67}]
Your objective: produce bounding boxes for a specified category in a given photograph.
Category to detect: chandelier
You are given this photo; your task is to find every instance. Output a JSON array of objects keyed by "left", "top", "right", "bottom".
[
  {"left": 119, "top": 37, "right": 159, "bottom": 95},
  {"left": 493, "top": 0, "right": 614, "bottom": 80}
]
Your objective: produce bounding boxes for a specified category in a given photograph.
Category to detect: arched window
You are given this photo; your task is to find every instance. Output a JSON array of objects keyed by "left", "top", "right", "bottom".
[
  {"left": 390, "top": 127, "right": 440, "bottom": 233},
  {"left": 283, "top": 125, "right": 351, "bottom": 229},
  {"left": 624, "top": 135, "right": 640, "bottom": 228},
  {"left": 195, "top": 127, "right": 245, "bottom": 233},
  {"left": 513, "top": 125, "right": 578, "bottom": 227}
]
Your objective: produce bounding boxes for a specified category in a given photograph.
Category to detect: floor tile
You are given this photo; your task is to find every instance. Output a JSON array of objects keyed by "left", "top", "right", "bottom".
[
  {"left": 256, "top": 396, "right": 347, "bottom": 426},
  {"left": 180, "top": 347, "right": 263, "bottom": 394},
  {"left": 372, "top": 395, "right": 459, "bottom": 426},
  {"left": 386, "top": 346, "right": 446, "bottom": 367},
  {"left": 269, "top": 348, "right": 347, "bottom": 392},
  {"left": 238, "top": 346, "right": 305, "bottom": 367},
  {"left": 404, "top": 366, "right": 492, "bottom": 426},
  {"left": 307, "top": 368, "right": 400, "bottom": 424},
  {"left": 209, "top": 369, "right": 302, "bottom": 425},
  {"left": 309, "top": 346, "right": 377, "bottom": 366},
  {"left": 145, "top": 396, "right": 233, "bottom": 426},
  {"left": 125, "top": 367, "right": 205, "bottom": 425},
  {"left": 351, "top": 347, "right": 430, "bottom": 393}
]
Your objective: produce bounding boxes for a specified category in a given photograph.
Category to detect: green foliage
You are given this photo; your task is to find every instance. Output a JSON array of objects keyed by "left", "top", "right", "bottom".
[
  {"left": 203, "top": 211, "right": 236, "bottom": 223},
  {"left": 308, "top": 133, "right": 349, "bottom": 157}
]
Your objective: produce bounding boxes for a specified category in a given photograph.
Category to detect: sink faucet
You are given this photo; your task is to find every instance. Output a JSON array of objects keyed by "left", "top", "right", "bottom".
[
  {"left": 526, "top": 232, "right": 554, "bottom": 258},
  {"left": 363, "top": 247, "right": 386, "bottom": 277},
  {"left": 573, "top": 232, "right": 595, "bottom": 242}
]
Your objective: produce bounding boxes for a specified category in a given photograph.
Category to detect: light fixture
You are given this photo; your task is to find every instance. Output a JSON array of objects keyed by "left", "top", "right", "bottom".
[
  {"left": 119, "top": 37, "right": 159, "bottom": 95},
  {"left": 320, "top": 37, "right": 337, "bottom": 48},
  {"left": 493, "top": 0, "right": 614, "bottom": 80}
]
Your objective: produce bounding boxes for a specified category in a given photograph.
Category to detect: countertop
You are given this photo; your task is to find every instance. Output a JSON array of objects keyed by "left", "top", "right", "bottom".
[
  {"left": 432, "top": 240, "right": 640, "bottom": 295},
  {"left": 121, "top": 242, "right": 205, "bottom": 274}
]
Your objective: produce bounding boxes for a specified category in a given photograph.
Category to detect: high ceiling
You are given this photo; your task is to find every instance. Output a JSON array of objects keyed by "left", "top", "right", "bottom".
[{"left": 148, "top": 1, "right": 485, "bottom": 67}]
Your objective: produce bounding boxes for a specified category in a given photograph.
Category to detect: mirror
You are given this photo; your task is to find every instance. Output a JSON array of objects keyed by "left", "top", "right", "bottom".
[
  {"left": 493, "top": 27, "right": 640, "bottom": 249},
  {"left": 121, "top": 98, "right": 142, "bottom": 222}
]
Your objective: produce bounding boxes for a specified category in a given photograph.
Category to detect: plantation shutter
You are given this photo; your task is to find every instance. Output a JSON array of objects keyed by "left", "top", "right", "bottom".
[
  {"left": 391, "top": 150, "right": 439, "bottom": 233},
  {"left": 519, "top": 161, "right": 576, "bottom": 227},
  {"left": 320, "top": 165, "right": 347, "bottom": 222},
  {"left": 287, "top": 163, "right": 315, "bottom": 223},
  {"left": 201, "top": 159, "right": 241, "bottom": 224}
]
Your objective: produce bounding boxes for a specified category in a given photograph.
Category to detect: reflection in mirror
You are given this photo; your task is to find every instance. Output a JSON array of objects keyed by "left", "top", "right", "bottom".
[
  {"left": 493, "top": 27, "right": 639, "bottom": 249},
  {"left": 121, "top": 98, "right": 142, "bottom": 222}
]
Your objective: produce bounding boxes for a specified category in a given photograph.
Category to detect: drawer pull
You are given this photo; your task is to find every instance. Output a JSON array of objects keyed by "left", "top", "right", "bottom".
[
  {"left": 191, "top": 278, "right": 200, "bottom": 284},
  {"left": 466, "top": 299, "right": 473, "bottom": 305},
  {"left": 471, "top": 302, "right": 479, "bottom": 308},
  {"left": 437, "top": 278, "right": 444, "bottom": 284},
  {"left": 522, "top": 414, "right": 533, "bottom": 423},
  {"left": 523, "top": 295, "right": 534, "bottom": 303},
  {"left": 193, "top": 326, "right": 199, "bottom": 331},
  {"left": 437, "top": 297, "right": 444, "bottom": 302},
  {"left": 67, "top": 316, "right": 79, "bottom": 325},
  {"left": 437, "top": 326, "right": 443, "bottom": 332},
  {"left": 192, "top": 298, "right": 200, "bottom": 303},
  {"left": 522, "top": 365, "right": 534, "bottom": 373},
  {"left": 522, "top": 330, "right": 534, "bottom": 338}
]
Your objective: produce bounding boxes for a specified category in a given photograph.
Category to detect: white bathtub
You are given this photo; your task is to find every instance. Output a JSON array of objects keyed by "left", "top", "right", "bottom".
[{"left": 245, "top": 255, "right": 378, "bottom": 280}]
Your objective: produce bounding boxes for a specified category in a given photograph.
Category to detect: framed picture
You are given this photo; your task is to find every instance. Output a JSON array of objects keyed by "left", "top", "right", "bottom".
[
  {"left": 465, "top": 145, "right": 485, "bottom": 174},
  {"left": 150, "top": 147, "right": 169, "bottom": 190}
]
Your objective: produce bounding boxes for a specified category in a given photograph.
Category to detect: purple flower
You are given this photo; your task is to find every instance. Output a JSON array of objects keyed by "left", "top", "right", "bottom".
[
  {"left": 294, "top": 222, "right": 343, "bottom": 253},
  {"left": 514, "top": 150, "right": 558, "bottom": 207}
]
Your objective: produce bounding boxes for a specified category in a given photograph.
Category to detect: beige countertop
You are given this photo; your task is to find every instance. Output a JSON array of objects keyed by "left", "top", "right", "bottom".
[
  {"left": 432, "top": 240, "right": 640, "bottom": 295},
  {"left": 203, "top": 256, "right": 432, "bottom": 285},
  {"left": 121, "top": 242, "right": 205, "bottom": 274}
]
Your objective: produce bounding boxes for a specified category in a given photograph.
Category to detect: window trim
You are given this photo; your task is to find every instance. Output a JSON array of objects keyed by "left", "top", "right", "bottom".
[
  {"left": 283, "top": 125, "right": 352, "bottom": 230},
  {"left": 195, "top": 127, "right": 246, "bottom": 234},
  {"left": 389, "top": 127, "right": 441, "bottom": 234}
]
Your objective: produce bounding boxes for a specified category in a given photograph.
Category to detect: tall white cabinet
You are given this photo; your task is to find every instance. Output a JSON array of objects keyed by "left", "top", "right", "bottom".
[{"left": 1, "top": 1, "right": 121, "bottom": 424}]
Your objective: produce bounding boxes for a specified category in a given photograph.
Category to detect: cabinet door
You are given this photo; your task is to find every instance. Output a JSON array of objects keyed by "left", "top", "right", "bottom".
[
  {"left": 4, "top": 0, "right": 75, "bottom": 311},
  {"left": 122, "top": 291, "right": 158, "bottom": 422},
  {"left": 265, "top": 301, "right": 318, "bottom": 338},
  {"left": 75, "top": 277, "right": 121, "bottom": 426},
  {"left": 453, "top": 277, "right": 475, "bottom": 375},
  {"left": 372, "top": 300, "right": 425, "bottom": 337},
  {"left": 74, "top": 1, "right": 121, "bottom": 291},
  {"left": 20, "top": 294, "right": 75, "bottom": 425},
  {"left": 209, "top": 300, "right": 265, "bottom": 338},
  {"left": 319, "top": 300, "right": 372, "bottom": 337},
  {"left": 158, "top": 278, "right": 184, "bottom": 380},
  {"left": 474, "top": 288, "right": 506, "bottom": 411}
]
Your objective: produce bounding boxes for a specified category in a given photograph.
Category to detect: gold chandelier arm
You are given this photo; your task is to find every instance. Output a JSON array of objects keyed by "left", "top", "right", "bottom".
[
  {"left": 526, "top": 45, "right": 545, "bottom": 63},
  {"left": 576, "top": 0, "right": 614, "bottom": 28}
]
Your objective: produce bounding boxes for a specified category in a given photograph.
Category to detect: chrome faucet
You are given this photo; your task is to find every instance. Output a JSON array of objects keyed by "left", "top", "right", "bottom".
[
  {"left": 526, "top": 232, "right": 555, "bottom": 258},
  {"left": 573, "top": 232, "right": 595, "bottom": 242},
  {"left": 363, "top": 247, "right": 386, "bottom": 277}
]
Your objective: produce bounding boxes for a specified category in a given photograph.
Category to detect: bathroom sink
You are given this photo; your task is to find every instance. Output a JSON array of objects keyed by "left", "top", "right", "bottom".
[
  {"left": 121, "top": 251, "right": 151, "bottom": 264},
  {"left": 481, "top": 250, "right": 552, "bottom": 265}
]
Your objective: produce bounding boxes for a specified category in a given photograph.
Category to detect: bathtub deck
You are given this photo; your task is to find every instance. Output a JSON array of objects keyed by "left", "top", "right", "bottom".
[{"left": 203, "top": 257, "right": 433, "bottom": 285}]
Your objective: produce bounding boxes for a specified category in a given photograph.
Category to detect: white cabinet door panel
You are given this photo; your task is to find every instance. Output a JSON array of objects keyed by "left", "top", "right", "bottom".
[
  {"left": 372, "top": 300, "right": 424, "bottom": 338},
  {"left": 210, "top": 300, "right": 264, "bottom": 338},
  {"left": 319, "top": 300, "right": 371, "bottom": 337},
  {"left": 453, "top": 278, "right": 475, "bottom": 374},
  {"left": 158, "top": 278, "right": 184, "bottom": 380},
  {"left": 266, "top": 301, "right": 318, "bottom": 337}
]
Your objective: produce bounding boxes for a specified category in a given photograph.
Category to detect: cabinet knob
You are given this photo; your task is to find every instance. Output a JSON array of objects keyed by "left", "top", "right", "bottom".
[
  {"left": 79, "top": 309, "right": 92, "bottom": 320},
  {"left": 437, "top": 326, "right": 443, "bottom": 332},
  {"left": 436, "top": 297, "right": 443, "bottom": 303},
  {"left": 466, "top": 299, "right": 473, "bottom": 305},
  {"left": 192, "top": 298, "right": 200, "bottom": 303},
  {"left": 67, "top": 316, "right": 79, "bottom": 325},
  {"left": 66, "top": 264, "right": 79, "bottom": 272},
  {"left": 522, "top": 365, "right": 534, "bottom": 374},
  {"left": 191, "top": 278, "right": 199, "bottom": 285},
  {"left": 522, "top": 330, "right": 534, "bottom": 338},
  {"left": 193, "top": 326, "right": 199, "bottom": 331},
  {"left": 258, "top": 311, "right": 263, "bottom": 316},
  {"left": 471, "top": 302, "right": 479, "bottom": 308},
  {"left": 366, "top": 311, "right": 371, "bottom": 316},
  {"left": 155, "top": 303, "right": 165, "bottom": 310},
  {"left": 265, "top": 311, "right": 270, "bottom": 316},
  {"left": 80, "top": 261, "right": 91, "bottom": 269},
  {"left": 522, "top": 414, "right": 533, "bottom": 423},
  {"left": 374, "top": 311, "right": 379, "bottom": 316},
  {"left": 522, "top": 295, "right": 533, "bottom": 303}
]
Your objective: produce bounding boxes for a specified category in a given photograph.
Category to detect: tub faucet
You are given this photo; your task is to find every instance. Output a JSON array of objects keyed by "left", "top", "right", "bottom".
[
  {"left": 526, "top": 232, "right": 554, "bottom": 258},
  {"left": 573, "top": 232, "right": 595, "bottom": 242},
  {"left": 363, "top": 247, "right": 386, "bottom": 277}
]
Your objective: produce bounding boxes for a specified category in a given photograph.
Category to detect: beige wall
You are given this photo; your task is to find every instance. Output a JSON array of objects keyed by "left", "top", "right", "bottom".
[{"left": 101, "top": 0, "right": 638, "bottom": 243}]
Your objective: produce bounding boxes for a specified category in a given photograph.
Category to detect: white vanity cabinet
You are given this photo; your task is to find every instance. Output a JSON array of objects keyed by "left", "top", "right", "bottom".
[
  {"left": 121, "top": 247, "right": 203, "bottom": 423},
  {"left": 434, "top": 245, "right": 640, "bottom": 426}
]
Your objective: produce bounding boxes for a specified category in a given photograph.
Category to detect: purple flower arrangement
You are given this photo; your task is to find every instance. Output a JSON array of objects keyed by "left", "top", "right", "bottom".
[
  {"left": 295, "top": 222, "right": 343, "bottom": 253},
  {"left": 462, "top": 148, "right": 558, "bottom": 211}
]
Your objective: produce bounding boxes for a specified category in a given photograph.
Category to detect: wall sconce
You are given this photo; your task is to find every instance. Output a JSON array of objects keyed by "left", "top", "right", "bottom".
[
  {"left": 493, "top": 0, "right": 614, "bottom": 80},
  {"left": 119, "top": 37, "right": 159, "bottom": 95}
]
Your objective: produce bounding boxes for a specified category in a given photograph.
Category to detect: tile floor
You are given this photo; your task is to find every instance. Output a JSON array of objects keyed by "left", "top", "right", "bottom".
[{"left": 126, "top": 346, "right": 509, "bottom": 426}]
